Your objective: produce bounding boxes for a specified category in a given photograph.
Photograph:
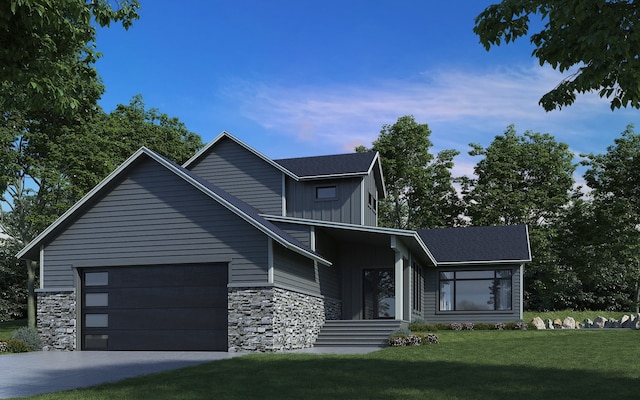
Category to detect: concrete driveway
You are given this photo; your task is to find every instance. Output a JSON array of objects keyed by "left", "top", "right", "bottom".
[
  {"left": 0, "top": 351, "right": 242, "bottom": 399},
  {"left": 0, "top": 347, "right": 380, "bottom": 398}
]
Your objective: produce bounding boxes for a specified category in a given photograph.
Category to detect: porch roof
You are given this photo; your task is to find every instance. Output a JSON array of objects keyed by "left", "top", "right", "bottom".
[{"left": 417, "top": 225, "right": 531, "bottom": 265}]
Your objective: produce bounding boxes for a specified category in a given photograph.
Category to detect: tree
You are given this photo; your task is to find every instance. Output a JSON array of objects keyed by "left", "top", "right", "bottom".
[
  {"left": 581, "top": 125, "right": 640, "bottom": 312},
  {"left": 0, "top": 0, "right": 140, "bottom": 115},
  {"left": 0, "top": 97, "right": 203, "bottom": 326},
  {"left": 463, "top": 125, "right": 576, "bottom": 310},
  {"left": 474, "top": 0, "right": 640, "bottom": 111},
  {"left": 359, "top": 115, "right": 462, "bottom": 229}
]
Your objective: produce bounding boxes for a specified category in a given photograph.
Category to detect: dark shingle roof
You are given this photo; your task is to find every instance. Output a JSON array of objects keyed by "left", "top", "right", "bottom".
[
  {"left": 417, "top": 225, "right": 531, "bottom": 264},
  {"left": 274, "top": 152, "right": 377, "bottom": 178}
]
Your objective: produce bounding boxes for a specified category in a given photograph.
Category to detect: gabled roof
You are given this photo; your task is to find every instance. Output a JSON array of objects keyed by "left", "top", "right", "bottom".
[
  {"left": 182, "top": 131, "right": 298, "bottom": 179},
  {"left": 17, "top": 147, "right": 331, "bottom": 266},
  {"left": 417, "top": 225, "right": 531, "bottom": 265},
  {"left": 183, "top": 131, "right": 386, "bottom": 197},
  {"left": 274, "top": 152, "right": 377, "bottom": 179}
]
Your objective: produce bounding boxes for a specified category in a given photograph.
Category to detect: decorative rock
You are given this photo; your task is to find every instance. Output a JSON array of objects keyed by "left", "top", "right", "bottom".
[
  {"left": 583, "top": 318, "right": 593, "bottom": 328},
  {"left": 562, "top": 316, "right": 576, "bottom": 329},
  {"left": 546, "top": 319, "right": 555, "bottom": 329},
  {"left": 532, "top": 317, "right": 546, "bottom": 330},
  {"left": 593, "top": 316, "right": 607, "bottom": 328},
  {"left": 553, "top": 318, "right": 563, "bottom": 329}
]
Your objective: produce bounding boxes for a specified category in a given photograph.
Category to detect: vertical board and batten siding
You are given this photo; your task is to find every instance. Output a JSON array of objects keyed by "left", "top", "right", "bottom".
[
  {"left": 422, "top": 265, "right": 523, "bottom": 323},
  {"left": 361, "top": 172, "right": 378, "bottom": 227},
  {"left": 315, "top": 229, "right": 340, "bottom": 300},
  {"left": 285, "top": 177, "right": 362, "bottom": 225},
  {"left": 42, "top": 158, "right": 269, "bottom": 288},
  {"left": 338, "top": 242, "right": 395, "bottom": 320},
  {"left": 188, "top": 137, "right": 284, "bottom": 216}
]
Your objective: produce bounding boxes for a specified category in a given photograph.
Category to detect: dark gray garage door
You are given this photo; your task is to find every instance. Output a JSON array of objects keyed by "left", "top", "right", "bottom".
[{"left": 81, "top": 264, "right": 228, "bottom": 351}]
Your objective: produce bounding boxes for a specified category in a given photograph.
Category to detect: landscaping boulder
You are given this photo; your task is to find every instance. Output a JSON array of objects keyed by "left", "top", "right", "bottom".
[
  {"left": 546, "top": 319, "right": 555, "bottom": 329},
  {"left": 583, "top": 318, "right": 593, "bottom": 328},
  {"left": 532, "top": 317, "right": 546, "bottom": 330},
  {"left": 553, "top": 318, "right": 563, "bottom": 329},
  {"left": 593, "top": 316, "right": 607, "bottom": 328},
  {"left": 562, "top": 317, "right": 576, "bottom": 329}
]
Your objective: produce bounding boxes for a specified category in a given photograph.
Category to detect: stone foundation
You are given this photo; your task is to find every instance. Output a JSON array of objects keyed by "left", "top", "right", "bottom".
[
  {"left": 37, "top": 290, "right": 77, "bottom": 351},
  {"left": 324, "top": 297, "right": 342, "bottom": 320},
  {"left": 228, "top": 286, "right": 328, "bottom": 352}
]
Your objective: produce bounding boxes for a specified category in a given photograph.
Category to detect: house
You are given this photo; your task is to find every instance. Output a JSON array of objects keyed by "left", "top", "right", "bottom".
[{"left": 17, "top": 132, "right": 531, "bottom": 351}]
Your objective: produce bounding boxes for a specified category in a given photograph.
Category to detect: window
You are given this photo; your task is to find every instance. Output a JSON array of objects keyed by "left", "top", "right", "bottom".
[
  {"left": 85, "top": 293, "right": 109, "bottom": 307},
  {"left": 368, "top": 192, "right": 377, "bottom": 212},
  {"left": 85, "top": 271, "right": 108, "bottom": 286},
  {"left": 84, "top": 335, "right": 108, "bottom": 350},
  {"left": 412, "top": 263, "right": 423, "bottom": 312},
  {"left": 439, "top": 269, "right": 512, "bottom": 311},
  {"left": 316, "top": 186, "right": 337, "bottom": 199},
  {"left": 85, "top": 314, "right": 109, "bottom": 327}
]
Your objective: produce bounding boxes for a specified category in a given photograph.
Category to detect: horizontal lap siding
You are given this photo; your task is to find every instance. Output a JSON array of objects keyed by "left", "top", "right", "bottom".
[
  {"left": 43, "top": 158, "right": 268, "bottom": 288},
  {"left": 423, "top": 265, "right": 522, "bottom": 323},
  {"left": 189, "top": 137, "right": 283, "bottom": 215},
  {"left": 273, "top": 244, "right": 319, "bottom": 295}
]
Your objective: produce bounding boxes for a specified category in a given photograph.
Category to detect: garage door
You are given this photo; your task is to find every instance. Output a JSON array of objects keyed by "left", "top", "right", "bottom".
[{"left": 81, "top": 264, "right": 228, "bottom": 351}]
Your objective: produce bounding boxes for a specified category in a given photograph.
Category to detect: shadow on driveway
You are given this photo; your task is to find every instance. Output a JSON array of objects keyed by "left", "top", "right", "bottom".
[{"left": 0, "top": 351, "right": 243, "bottom": 398}]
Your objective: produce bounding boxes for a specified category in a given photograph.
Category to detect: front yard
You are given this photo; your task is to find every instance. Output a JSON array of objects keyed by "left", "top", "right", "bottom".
[{"left": 26, "top": 329, "right": 639, "bottom": 400}]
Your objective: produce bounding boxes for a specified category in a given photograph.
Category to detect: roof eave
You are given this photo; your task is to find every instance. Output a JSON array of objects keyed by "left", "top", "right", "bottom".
[{"left": 435, "top": 259, "right": 532, "bottom": 267}]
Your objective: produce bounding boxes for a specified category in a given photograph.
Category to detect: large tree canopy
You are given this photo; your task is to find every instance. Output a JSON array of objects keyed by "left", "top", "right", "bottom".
[
  {"left": 463, "top": 125, "right": 576, "bottom": 310},
  {"left": 358, "top": 115, "right": 461, "bottom": 229},
  {"left": 0, "top": 0, "right": 140, "bottom": 115},
  {"left": 474, "top": 0, "right": 640, "bottom": 111},
  {"left": 581, "top": 125, "right": 640, "bottom": 312}
]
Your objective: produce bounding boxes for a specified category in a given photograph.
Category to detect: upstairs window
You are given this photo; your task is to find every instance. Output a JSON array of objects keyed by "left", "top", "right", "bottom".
[
  {"left": 368, "top": 192, "right": 377, "bottom": 212},
  {"left": 316, "top": 186, "right": 337, "bottom": 200}
]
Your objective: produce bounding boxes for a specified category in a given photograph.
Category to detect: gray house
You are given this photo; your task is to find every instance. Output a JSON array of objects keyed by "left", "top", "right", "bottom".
[{"left": 18, "top": 132, "right": 531, "bottom": 351}]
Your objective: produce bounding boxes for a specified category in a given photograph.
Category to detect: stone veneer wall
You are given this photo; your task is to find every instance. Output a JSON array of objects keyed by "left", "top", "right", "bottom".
[
  {"left": 228, "top": 286, "right": 333, "bottom": 352},
  {"left": 37, "top": 290, "right": 76, "bottom": 351}
]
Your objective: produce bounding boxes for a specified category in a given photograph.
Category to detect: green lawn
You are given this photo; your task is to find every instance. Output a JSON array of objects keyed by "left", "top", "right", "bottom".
[
  {"left": 26, "top": 330, "right": 639, "bottom": 400},
  {"left": 0, "top": 319, "right": 26, "bottom": 341}
]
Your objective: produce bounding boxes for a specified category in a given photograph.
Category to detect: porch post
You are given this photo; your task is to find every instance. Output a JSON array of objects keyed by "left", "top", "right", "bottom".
[{"left": 390, "top": 236, "right": 404, "bottom": 320}]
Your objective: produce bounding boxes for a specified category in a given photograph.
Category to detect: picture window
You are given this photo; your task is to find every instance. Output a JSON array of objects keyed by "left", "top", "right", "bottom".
[{"left": 439, "top": 269, "right": 512, "bottom": 311}]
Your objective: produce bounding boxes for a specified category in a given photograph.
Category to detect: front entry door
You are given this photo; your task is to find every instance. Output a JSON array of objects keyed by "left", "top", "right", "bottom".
[{"left": 363, "top": 268, "right": 395, "bottom": 319}]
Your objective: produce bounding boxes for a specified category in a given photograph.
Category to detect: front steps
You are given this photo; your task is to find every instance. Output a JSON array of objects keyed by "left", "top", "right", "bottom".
[{"left": 314, "top": 320, "right": 403, "bottom": 347}]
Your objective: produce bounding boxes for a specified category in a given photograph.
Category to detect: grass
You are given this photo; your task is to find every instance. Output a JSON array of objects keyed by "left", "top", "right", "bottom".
[
  {"left": 0, "top": 319, "right": 26, "bottom": 341},
  {"left": 25, "top": 330, "right": 640, "bottom": 400}
]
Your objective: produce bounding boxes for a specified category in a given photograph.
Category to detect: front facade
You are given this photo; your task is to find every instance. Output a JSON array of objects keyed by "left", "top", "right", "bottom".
[{"left": 19, "top": 132, "right": 531, "bottom": 351}]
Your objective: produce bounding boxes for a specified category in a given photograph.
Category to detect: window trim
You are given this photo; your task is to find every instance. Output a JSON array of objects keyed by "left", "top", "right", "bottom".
[{"left": 438, "top": 269, "right": 513, "bottom": 313}]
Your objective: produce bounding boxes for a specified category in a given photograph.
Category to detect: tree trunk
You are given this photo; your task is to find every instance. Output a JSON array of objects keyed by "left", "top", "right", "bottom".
[
  {"left": 635, "top": 281, "right": 640, "bottom": 315},
  {"left": 27, "top": 260, "right": 37, "bottom": 328}
]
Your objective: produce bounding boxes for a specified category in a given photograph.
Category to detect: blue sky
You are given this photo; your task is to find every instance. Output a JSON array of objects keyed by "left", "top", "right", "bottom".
[{"left": 95, "top": 0, "right": 640, "bottom": 181}]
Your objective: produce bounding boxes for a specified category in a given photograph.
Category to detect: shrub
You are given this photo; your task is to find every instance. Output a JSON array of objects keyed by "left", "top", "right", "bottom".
[
  {"left": 494, "top": 322, "right": 506, "bottom": 330},
  {"left": 409, "top": 323, "right": 438, "bottom": 332},
  {"left": 0, "top": 341, "right": 8, "bottom": 352},
  {"left": 449, "top": 322, "right": 463, "bottom": 331},
  {"left": 424, "top": 333, "right": 439, "bottom": 344},
  {"left": 434, "top": 323, "right": 448, "bottom": 331},
  {"left": 388, "top": 333, "right": 439, "bottom": 347},
  {"left": 6, "top": 338, "right": 30, "bottom": 353},
  {"left": 462, "top": 322, "right": 475, "bottom": 331},
  {"left": 474, "top": 323, "right": 494, "bottom": 330},
  {"left": 10, "top": 326, "right": 42, "bottom": 351}
]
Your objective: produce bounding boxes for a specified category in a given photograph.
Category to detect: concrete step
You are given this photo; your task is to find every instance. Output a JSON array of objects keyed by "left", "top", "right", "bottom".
[{"left": 314, "top": 320, "right": 403, "bottom": 348}]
